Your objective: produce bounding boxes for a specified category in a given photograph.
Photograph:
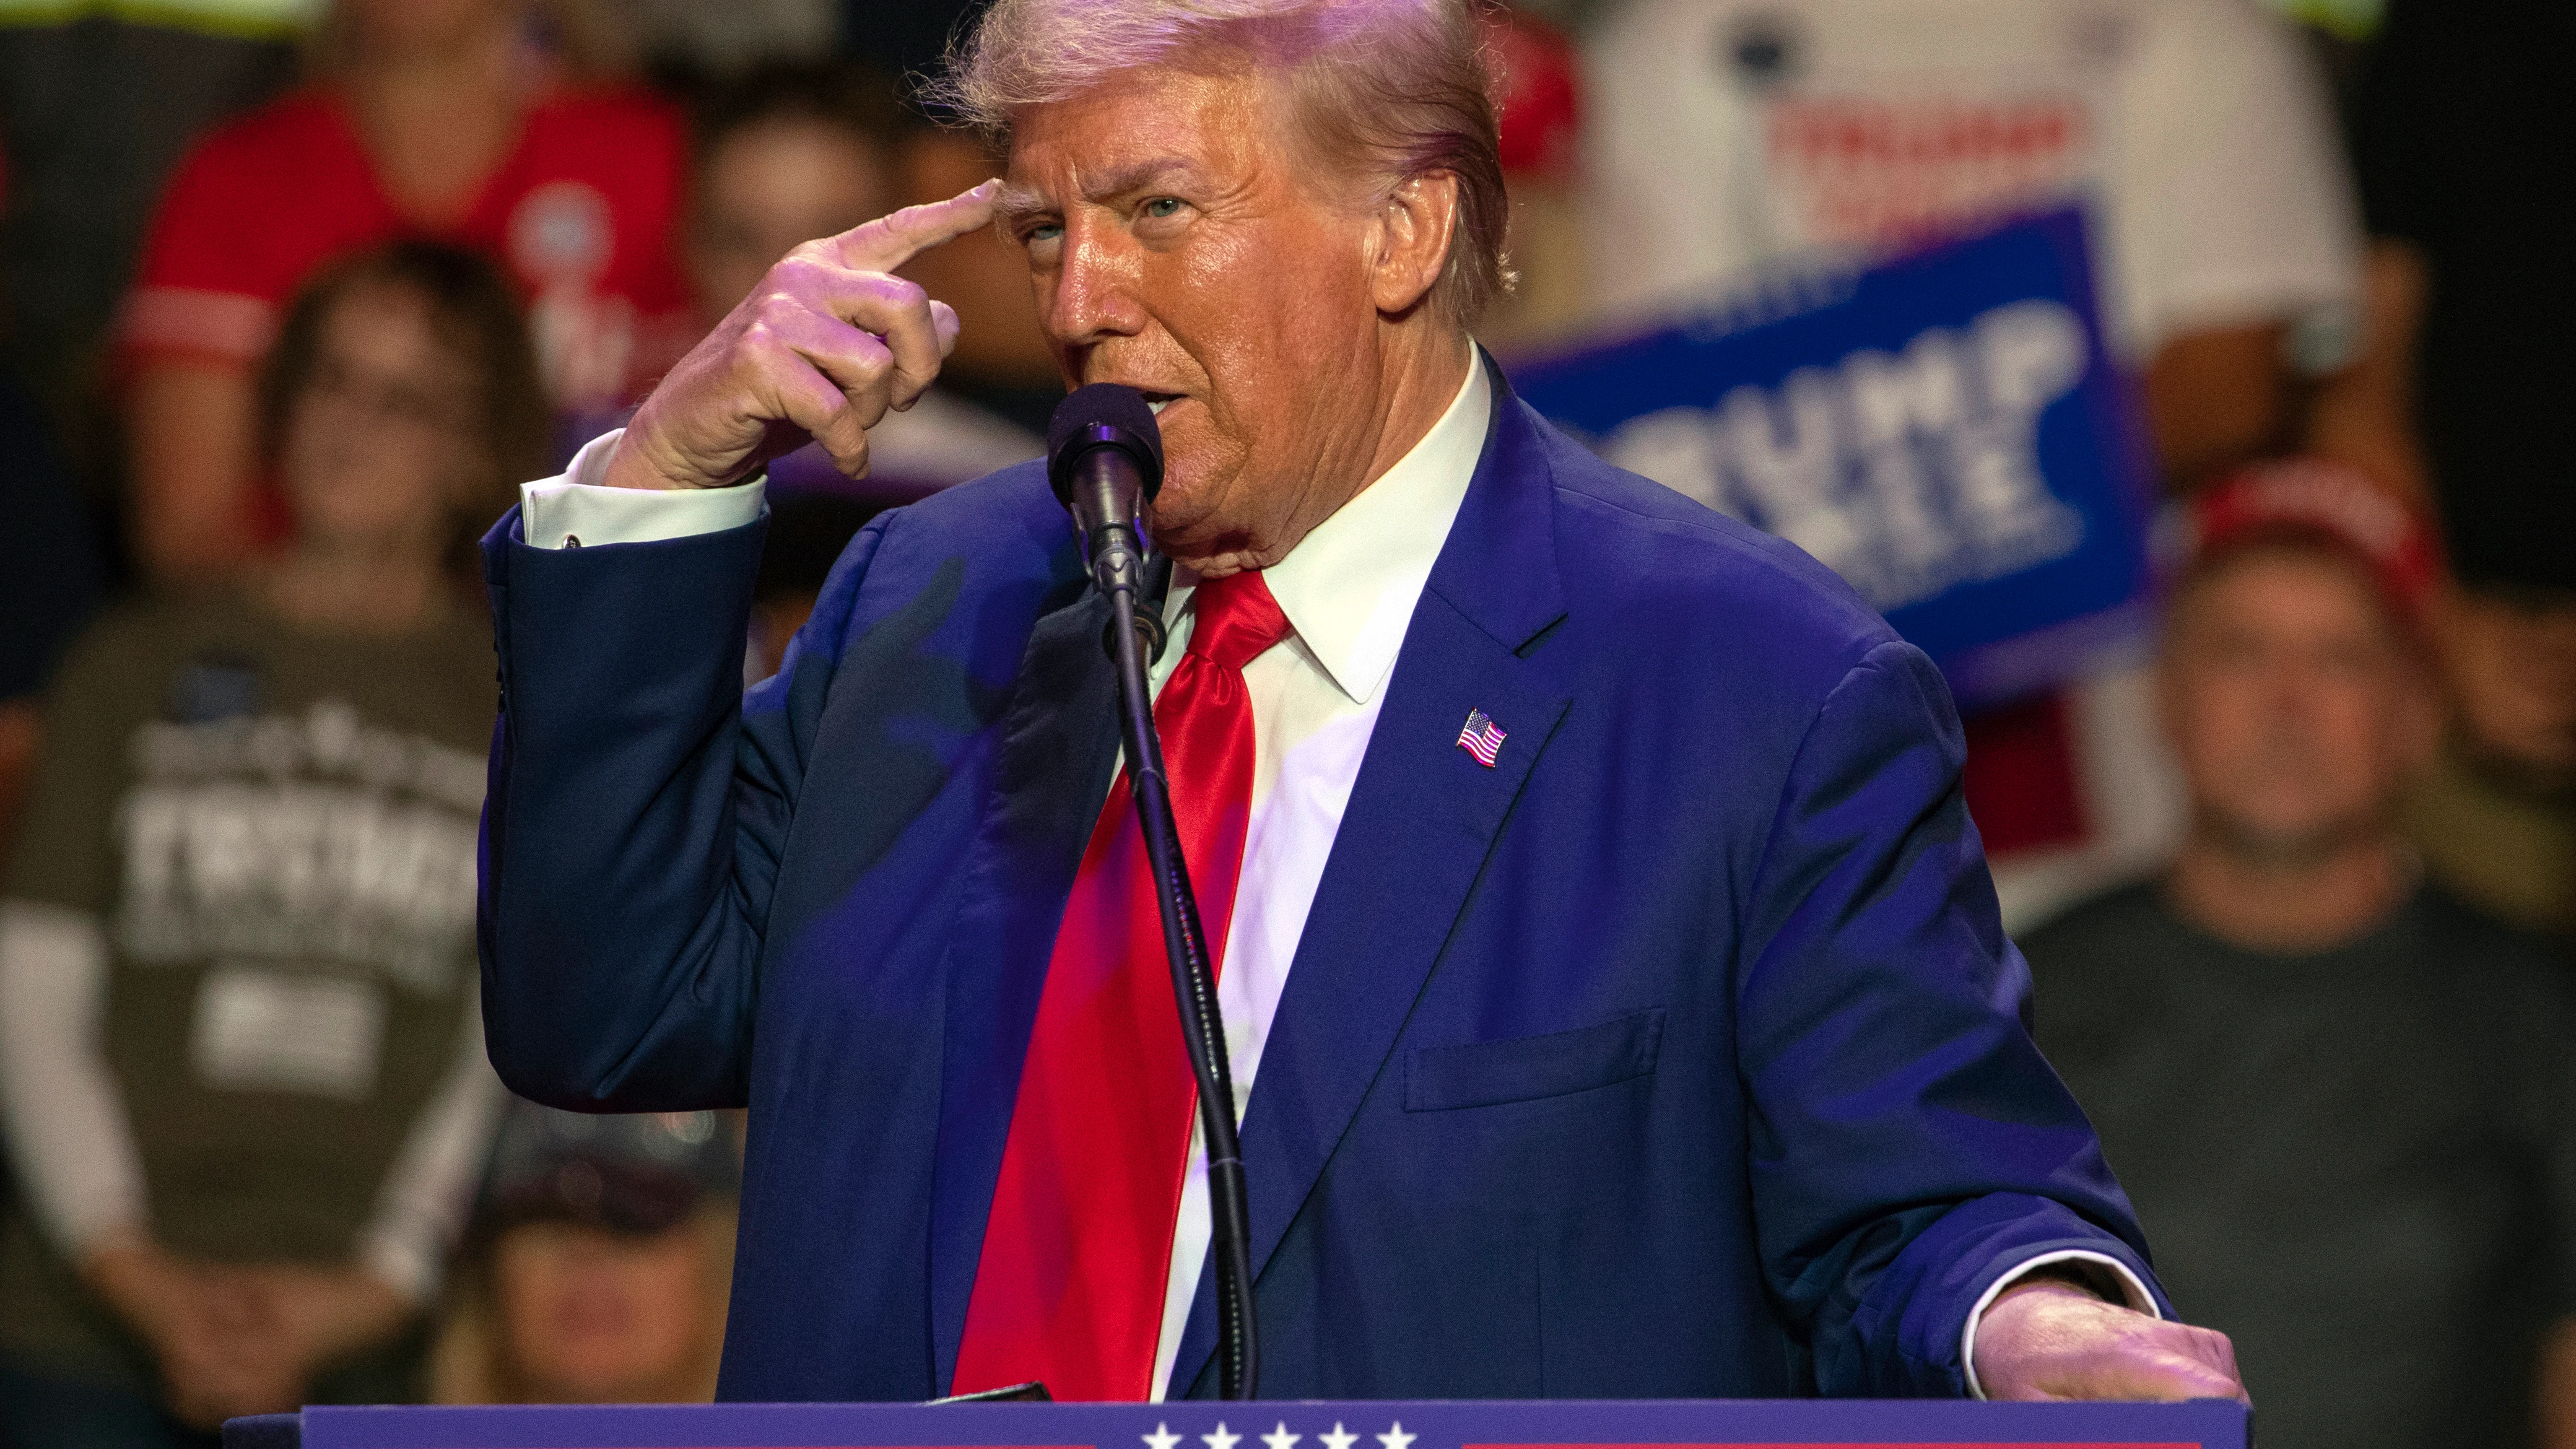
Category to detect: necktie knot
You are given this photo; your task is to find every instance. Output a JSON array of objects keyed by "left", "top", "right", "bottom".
[{"left": 1185, "top": 570, "right": 1294, "bottom": 671}]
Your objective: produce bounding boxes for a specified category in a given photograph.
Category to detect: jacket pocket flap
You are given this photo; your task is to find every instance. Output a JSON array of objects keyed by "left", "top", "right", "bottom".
[{"left": 1404, "top": 1009, "right": 1666, "bottom": 1112}]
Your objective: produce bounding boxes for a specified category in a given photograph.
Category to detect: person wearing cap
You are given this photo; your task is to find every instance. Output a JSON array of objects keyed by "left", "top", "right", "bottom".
[
  {"left": 2020, "top": 459, "right": 2576, "bottom": 1449},
  {"left": 429, "top": 1103, "right": 740, "bottom": 1406}
]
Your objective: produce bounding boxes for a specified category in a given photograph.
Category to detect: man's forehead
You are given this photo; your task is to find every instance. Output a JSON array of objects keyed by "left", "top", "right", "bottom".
[
  {"left": 998, "top": 67, "right": 1276, "bottom": 202},
  {"left": 2174, "top": 544, "right": 2411, "bottom": 650},
  {"left": 996, "top": 154, "right": 1217, "bottom": 216}
]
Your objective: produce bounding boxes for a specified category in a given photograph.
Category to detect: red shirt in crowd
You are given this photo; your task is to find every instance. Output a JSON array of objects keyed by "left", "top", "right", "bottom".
[{"left": 121, "top": 85, "right": 695, "bottom": 414}]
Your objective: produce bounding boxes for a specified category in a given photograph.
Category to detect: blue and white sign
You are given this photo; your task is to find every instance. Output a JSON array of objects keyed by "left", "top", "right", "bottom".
[{"left": 1512, "top": 207, "right": 2154, "bottom": 710}]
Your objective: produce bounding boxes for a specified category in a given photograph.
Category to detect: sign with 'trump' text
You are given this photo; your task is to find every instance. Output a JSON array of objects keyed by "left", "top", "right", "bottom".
[{"left": 1510, "top": 207, "right": 2154, "bottom": 710}]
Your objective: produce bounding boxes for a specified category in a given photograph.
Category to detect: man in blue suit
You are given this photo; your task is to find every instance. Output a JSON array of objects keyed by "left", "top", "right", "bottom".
[{"left": 478, "top": 0, "right": 2244, "bottom": 1408}]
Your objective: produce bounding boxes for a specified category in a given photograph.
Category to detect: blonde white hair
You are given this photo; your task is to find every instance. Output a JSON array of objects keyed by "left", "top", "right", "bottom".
[{"left": 929, "top": 0, "right": 1513, "bottom": 324}]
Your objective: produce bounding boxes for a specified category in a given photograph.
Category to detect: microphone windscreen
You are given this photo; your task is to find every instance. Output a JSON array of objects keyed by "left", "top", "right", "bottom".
[{"left": 1047, "top": 383, "right": 1165, "bottom": 503}]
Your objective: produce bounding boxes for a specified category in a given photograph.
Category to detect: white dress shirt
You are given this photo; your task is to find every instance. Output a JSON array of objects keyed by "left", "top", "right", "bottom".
[
  {"left": 520, "top": 355, "right": 2152, "bottom": 1399},
  {"left": 1138, "top": 357, "right": 1490, "bottom": 1397}
]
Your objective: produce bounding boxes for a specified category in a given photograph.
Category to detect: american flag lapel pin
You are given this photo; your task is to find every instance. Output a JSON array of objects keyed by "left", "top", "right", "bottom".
[{"left": 1456, "top": 708, "right": 1506, "bottom": 767}]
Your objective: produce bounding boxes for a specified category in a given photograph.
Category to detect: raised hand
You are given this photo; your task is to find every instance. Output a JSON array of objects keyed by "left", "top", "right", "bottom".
[
  {"left": 1973, "top": 1278, "right": 2248, "bottom": 1403},
  {"left": 604, "top": 180, "right": 1004, "bottom": 492}
]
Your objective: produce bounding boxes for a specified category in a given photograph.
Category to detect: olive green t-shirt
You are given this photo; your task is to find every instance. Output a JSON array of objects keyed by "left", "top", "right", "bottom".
[
  {"left": 2400, "top": 737, "right": 2576, "bottom": 946},
  {"left": 0, "top": 591, "right": 495, "bottom": 1388}
]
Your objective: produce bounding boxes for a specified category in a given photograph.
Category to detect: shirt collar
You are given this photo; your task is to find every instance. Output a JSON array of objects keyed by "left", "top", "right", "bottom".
[{"left": 1170, "top": 352, "right": 1490, "bottom": 707}]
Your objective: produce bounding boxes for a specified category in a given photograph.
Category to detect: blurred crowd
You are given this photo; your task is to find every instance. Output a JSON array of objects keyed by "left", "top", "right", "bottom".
[{"left": 0, "top": 0, "right": 2567, "bottom": 1445}]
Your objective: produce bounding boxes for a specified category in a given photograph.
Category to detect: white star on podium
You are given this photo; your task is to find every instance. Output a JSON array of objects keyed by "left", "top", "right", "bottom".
[
  {"left": 1204, "top": 1423, "right": 1242, "bottom": 1449},
  {"left": 1377, "top": 1422, "right": 1416, "bottom": 1449},
  {"left": 1263, "top": 1422, "right": 1303, "bottom": 1449},
  {"left": 1145, "top": 1424, "right": 1183, "bottom": 1449},
  {"left": 1320, "top": 1422, "right": 1359, "bottom": 1449}
]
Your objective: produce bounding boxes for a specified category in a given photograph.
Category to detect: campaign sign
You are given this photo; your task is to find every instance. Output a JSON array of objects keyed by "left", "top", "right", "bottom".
[
  {"left": 1509, "top": 207, "right": 2154, "bottom": 710},
  {"left": 239, "top": 1396, "right": 2246, "bottom": 1449}
]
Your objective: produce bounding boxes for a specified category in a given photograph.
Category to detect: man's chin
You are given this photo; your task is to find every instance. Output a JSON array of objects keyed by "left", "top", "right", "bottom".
[
  {"left": 2197, "top": 807, "right": 2381, "bottom": 869},
  {"left": 1147, "top": 516, "right": 1268, "bottom": 577},
  {"left": 1142, "top": 463, "right": 1250, "bottom": 567}
]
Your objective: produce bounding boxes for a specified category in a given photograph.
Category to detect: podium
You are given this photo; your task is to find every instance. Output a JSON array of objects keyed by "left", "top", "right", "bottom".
[{"left": 225, "top": 1398, "right": 2248, "bottom": 1449}]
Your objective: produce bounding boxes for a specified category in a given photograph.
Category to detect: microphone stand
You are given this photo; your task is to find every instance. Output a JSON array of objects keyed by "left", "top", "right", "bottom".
[{"left": 1089, "top": 511, "right": 1261, "bottom": 1403}]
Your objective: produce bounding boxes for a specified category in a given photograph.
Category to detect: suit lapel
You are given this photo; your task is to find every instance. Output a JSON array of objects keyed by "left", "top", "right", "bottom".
[
  {"left": 1170, "top": 356, "right": 1574, "bottom": 1395},
  {"left": 926, "top": 556, "right": 1170, "bottom": 1393}
]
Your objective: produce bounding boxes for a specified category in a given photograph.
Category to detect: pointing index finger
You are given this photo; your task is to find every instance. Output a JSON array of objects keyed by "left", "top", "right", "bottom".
[{"left": 830, "top": 180, "right": 1004, "bottom": 275}]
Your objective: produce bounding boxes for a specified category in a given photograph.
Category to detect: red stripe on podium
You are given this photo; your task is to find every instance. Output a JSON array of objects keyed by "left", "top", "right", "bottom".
[{"left": 1474, "top": 1442, "right": 2205, "bottom": 1448}]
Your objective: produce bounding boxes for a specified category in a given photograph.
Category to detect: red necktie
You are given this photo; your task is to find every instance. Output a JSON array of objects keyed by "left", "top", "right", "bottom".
[{"left": 952, "top": 571, "right": 1295, "bottom": 1401}]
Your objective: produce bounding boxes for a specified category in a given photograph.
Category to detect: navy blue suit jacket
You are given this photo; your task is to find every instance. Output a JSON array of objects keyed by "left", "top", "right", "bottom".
[{"left": 477, "top": 357, "right": 2165, "bottom": 1403}]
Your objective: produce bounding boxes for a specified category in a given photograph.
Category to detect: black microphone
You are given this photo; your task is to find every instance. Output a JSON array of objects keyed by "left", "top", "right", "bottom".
[
  {"left": 1048, "top": 383, "right": 1164, "bottom": 597},
  {"left": 1044, "top": 382, "right": 1260, "bottom": 1402}
]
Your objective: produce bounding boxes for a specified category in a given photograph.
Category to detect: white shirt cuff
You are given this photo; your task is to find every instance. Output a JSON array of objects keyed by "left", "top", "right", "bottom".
[
  {"left": 1960, "top": 1248, "right": 2160, "bottom": 1399},
  {"left": 0, "top": 902, "right": 149, "bottom": 1258},
  {"left": 518, "top": 428, "right": 767, "bottom": 550}
]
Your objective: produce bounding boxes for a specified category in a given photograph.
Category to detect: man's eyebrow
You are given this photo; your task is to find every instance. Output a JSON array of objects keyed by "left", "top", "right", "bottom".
[
  {"left": 994, "top": 157, "right": 1213, "bottom": 221},
  {"left": 1082, "top": 157, "right": 1210, "bottom": 201},
  {"left": 994, "top": 183, "right": 1053, "bottom": 222}
]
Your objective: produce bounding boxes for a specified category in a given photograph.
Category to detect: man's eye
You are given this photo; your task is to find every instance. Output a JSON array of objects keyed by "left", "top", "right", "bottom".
[
  {"left": 1141, "top": 198, "right": 1184, "bottom": 220},
  {"left": 1025, "top": 222, "right": 1063, "bottom": 245}
]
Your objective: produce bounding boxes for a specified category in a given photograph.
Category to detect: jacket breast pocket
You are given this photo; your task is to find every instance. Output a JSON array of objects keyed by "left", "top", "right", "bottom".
[{"left": 1403, "top": 1009, "right": 1666, "bottom": 1112}]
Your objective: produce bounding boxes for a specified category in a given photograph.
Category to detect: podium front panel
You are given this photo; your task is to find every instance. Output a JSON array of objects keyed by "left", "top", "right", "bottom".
[{"left": 271, "top": 1398, "right": 2247, "bottom": 1449}]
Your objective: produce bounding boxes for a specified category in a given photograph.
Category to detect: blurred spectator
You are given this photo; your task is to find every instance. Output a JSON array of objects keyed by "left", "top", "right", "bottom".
[
  {"left": 678, "top": 61, "right": 1037, "bottom": 676},
  {"left": 2304, "top": 0, "right": 2576, "bottom": 939},
  {"left": 1585, "top": 0, "right": 2362, "bottom": 485},
  {"left": 608, "top": 0, "right": 836, "bottom": 84},
  {"left": 2396, "top": 588, "right": 2576, "bottom": 942},
  {"left": 892, "top": 126, "right": 1061, "bottom": 438},
  {"left": 1476, "top": 6, "right": 1591, "bottom": 352},
  {"left": 2021, "top": 464, "right": 2576, "bottom": 1449},
  {"left": 684, "top": 63, "right": 1040, "bottom": 487},
  {"left": 830, "top": 0, "right": 1064, "bottom": 433},
  {"left": 0, "top": 241, "right": 532, "bottom": 1445},
  {"left": 0, "top": 1, "right": 311, "bottom": 513},
  {"left": 834, "top": 4, "right": 1079, "bottom": 438},
  {"left": 683, "top": 61, "right": 907, "bottom": 338},
  {"left": 429, "top": 1103, "right": 738, "bottom": 1405},
  {"left": 1582, "top": 0, "right": 2367, "bottom": 929},
  {"left": 118, "top": 0, "right": 692, "bottom": 586}
]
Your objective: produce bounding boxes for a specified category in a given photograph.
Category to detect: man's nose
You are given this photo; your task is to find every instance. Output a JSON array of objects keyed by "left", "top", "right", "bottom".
[{"left": 1045, "top": 220, "right": 1148, "bottom": 347}]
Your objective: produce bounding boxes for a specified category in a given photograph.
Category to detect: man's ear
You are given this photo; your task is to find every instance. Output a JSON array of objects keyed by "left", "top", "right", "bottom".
[{"left": 1367, "top": 171, "right": 1460, "bottom": 317}]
